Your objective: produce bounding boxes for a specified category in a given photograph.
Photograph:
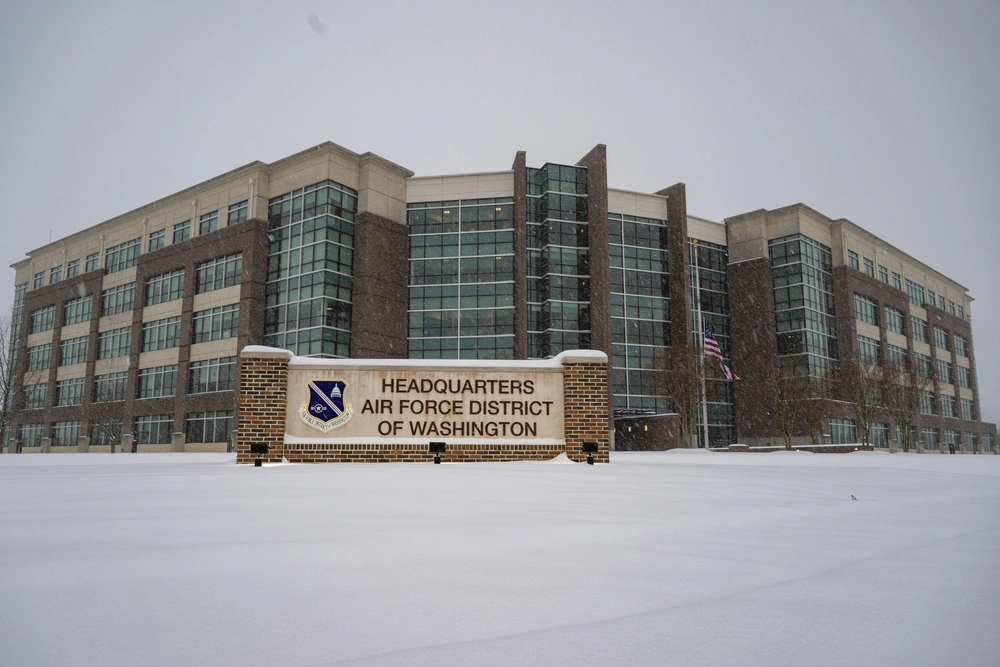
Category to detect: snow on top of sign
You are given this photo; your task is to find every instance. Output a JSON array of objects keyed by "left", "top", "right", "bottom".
[{"left": 283, "top": 349, "right": 608, "bottom": 368}]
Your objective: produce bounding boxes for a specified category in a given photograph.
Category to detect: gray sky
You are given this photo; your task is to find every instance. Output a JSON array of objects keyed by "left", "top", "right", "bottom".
[{"left": 2, "top": 0, "right": 997, "bottom": 421}]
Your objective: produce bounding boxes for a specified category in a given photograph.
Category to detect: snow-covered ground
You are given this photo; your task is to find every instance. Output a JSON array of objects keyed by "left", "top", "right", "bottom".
[{"left": 2, "top": 450, "right": 998, "bottom": 667}]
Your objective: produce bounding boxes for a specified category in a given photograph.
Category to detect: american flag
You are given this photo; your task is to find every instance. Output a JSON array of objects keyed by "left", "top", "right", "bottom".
[{"left": 704, "top": 324, "right": 741, "bottom": 381}]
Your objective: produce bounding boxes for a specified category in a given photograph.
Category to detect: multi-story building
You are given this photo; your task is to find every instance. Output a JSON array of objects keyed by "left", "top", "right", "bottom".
[
  {"left": 5, "top": 142, "right": 995, "bottom": 454},
  {"left": 726, "top": 204, "right": 995, "bottom": 452}
]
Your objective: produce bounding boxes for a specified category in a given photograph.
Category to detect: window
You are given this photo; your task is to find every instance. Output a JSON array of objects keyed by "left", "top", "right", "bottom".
[
  {"left": 102, "top": 283, "right": 135, "bottom": 315},
  {"left": 857, "top": 335, "right": 880, "bottom": 364},
  {"left": 97, "top": 327, "right": 132, "bottom": 359},
  {"left": 983, "top": 434, "right": 994, "bottom": 453},
  {"left": 937, "top": 360, "right": 952, "bottom": 385},
  {"left": 938, "top": 295, "right": 946, "bottom": 310},
  {"left": 137, "top": 364, "right": 178, "bottom": 399},
  {"left": 94, "top": 372, "right": 128, "bottom": 402},
  {"left": 91, "top": 420, "right": 123, "bottom": 447},
  {"left": 195, "top": 253, "right": 242, "bottom": 293},
  {"left": 954, "top": 335, "right": 968, "bottom": 357},
  {"left": 59, "top": 335, "right": 88, "bottom": 366},
  {"left": 943, "top": 429, "right": 960, "bottom": 451},
  {"left": 192, "top": 304, "right": 239, "bottom": 343},
  {"left": 863, "top": 258, "right": 874, "bottom": 277},
  {"left": 928, "top": 289, "right": 935, "bottom": 305},
  {"left": 186, "top": 410, "right": 233, "bottom": 443},
  {"left": 189, "top": 356, "right": 237, "bottom": 394},
  {"left": 887, "top": 344, "right": 907, "bottom": 370},
  {"left": 847, "top": 251, "right": 859, "bottom": 270},
  {"left": 854, "top": 294, "right": 878, "bottom": 325},
  {"left": 228, "top": 200, "right": 248, "bottom": 225},
  {"left": 933, "top": 326, "right": 949, "bottom": 350},
  {"left": 148, "top": 229, "right": 165, "bottom": 252},
  {"left": 892, "top": 272, "right": 901, "bottom": 290},
  {"left": 940, "top": 394, "right": 956, "bottom": 418},
  {"left": 142, "top": 316, "right": 181, "bottom": 351},
  {"left": 67, "top": 259, "right": 79, "bottom": 278},
  {"left": 23, "top": 383, "right": 47, "bottom": 409},
  {"left": 199, "top": 210, "right": 218, "bottom": 235},
  {"left": 963, "top": 432, "right": 976, "bottom": 453},
  {"left": 920, "top": 390, "right": 936, "bottom": 415},
  {"left": 30, "top": 305, "right": 55, "bottom": 333},
  {"left": 878, "top": 265, "right": 888, "bottom": 283},
  {"left": 956, "top": 366, "right": 972, "bottom": 389},
  {"left": 960, "top": 398, "right": 975, "bottom": 421},
  {"left": 145, "top": 269, "right": 185, "bottom": 306},
  {"left": 914, "top": 352, "right": 933, "bottom": 378},
  {"left": 52, "top": 421, "right": 81, "bottom": 447},
  {"left": 33, "top": 271, "right": 44, "bottom": 289},
  {"left": 905, "top": 279, "right": 925, "bottom": 306},
  {"left": 884, "top": 307, "right": 905, "bottom": 335},
  {"left": 922, "top": 427, "right": 939, "bottom": 452},
  {"left": 173, "top": 221, "right": 190, "bottom": 244},
  {"left": 27, "top": 344, "right": 51, "bottom": 370},
  {"left": 830, "top": 418, "right": 857, "bottom": 444},
  {"left": 18, "top": 423, "right": 43, "bottom": 447},
  {"left": 911, "top": 316, "right": 928, "bottom": 343},
  {"left": 134, "top": 414, "right": 173, "bottom": 445},
  {"left": 63, "top": 295, "right": 93, "bottom": 325},
  {"left": 949, "top": 300, "right": 955, "bottom": 315},
  {"left": 105, "top": 238, "right": 141, "bottom": 273},
  {"left": 86, "top": 252, "right": 99, "bottom": 272},
  {"left": 870, "top": 422, "right": 889, "bottom": 448},
  {"left": 50, "top": 266, "right": 62, "bottom": 284},
  {"left": 56, "top": 377, "right": 85, "bottom": 406},
  {"left": 957, "top": 305, "right": 965, "bottom": 319}
]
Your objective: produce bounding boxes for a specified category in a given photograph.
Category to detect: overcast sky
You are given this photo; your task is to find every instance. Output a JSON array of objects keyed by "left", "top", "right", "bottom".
[{"left": 1, "top": 0, "right": 997, "bottom": 421}]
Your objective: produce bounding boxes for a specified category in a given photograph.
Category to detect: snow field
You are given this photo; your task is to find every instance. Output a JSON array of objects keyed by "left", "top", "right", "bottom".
[{"left": 1, "top": 450, "right": 998, "bottom": 666}]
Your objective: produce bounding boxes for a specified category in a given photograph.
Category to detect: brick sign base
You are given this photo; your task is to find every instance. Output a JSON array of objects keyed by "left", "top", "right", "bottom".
[{"left": 236, "top": 348, "right": 611, "bottom": 464}]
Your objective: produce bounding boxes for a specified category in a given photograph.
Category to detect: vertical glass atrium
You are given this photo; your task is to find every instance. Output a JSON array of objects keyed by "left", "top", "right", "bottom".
[
  {"left": 264, "top": 180, "right": 357, "bottom": 357},
  {"left": 527, "top": 164, "right": 591, "bottom": 358}
]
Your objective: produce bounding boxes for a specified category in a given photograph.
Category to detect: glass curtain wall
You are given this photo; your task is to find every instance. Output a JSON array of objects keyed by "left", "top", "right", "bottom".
[
  {"left": 768, "top": 234, "right": 838, "bottom": 377},
  {"left": 608, "top": 213, "right": 670, "bottom": 414},
  {"left": 265, "top": 180, "right": 357, "bottom": 357},
  {"left": 689, "top": 239, "right": 736, "bottom": 446},
  {"left": 527, "top": 164, "right": 590, "bottom": 358},
  {"left": 407, "top": 198, "right": 515, "bottom": 359}
]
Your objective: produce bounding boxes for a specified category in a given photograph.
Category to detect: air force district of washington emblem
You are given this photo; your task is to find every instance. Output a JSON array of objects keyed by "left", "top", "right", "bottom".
[{"left": 298, "top": 379, "right": 353, "bottom": 432}]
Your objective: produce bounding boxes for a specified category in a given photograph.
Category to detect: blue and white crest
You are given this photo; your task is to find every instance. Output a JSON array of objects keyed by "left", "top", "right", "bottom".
[{"left": 298, "top": 379, "right": 353, "bottom": 432}]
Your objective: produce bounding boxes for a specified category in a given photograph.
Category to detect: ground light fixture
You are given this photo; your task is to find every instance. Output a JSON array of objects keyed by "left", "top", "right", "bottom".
[
  {"left": 250, "top": 443, "right": 269, "bottom": 467},
  {"left": 582, "top": 442, "right": 598, "bottom": 465},
  {"left": 429, "top": 441, "right": 446, "bottom": 464}
]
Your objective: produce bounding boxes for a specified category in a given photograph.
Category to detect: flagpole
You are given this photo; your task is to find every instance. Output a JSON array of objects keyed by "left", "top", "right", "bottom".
[{"left": 693, "top": 242, "right": 710, "bottom": 449}]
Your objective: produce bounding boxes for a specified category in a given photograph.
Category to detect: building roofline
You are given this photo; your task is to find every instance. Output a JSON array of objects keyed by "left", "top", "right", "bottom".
[
  {"left": 407, "top": 169, "right": 514, "bottom": 181},
  {"left": 13, "top": 141, "right": 414, "bottom": 268}
]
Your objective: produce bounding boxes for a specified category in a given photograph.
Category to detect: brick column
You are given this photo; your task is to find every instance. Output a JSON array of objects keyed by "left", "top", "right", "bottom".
[
  {"left": 561, "top": 352, "right": 610, "bottom": 463},
  {"left": 237, "top": 347, "right": 292, "bottom": 464}
]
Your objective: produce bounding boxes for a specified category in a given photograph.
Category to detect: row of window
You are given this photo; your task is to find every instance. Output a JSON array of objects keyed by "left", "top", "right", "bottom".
[
  {"left": 829, "top": 419, "right": 992, "bottom": 452},
  {"left": 852, "top": 295, "right": 969, "bottom": 356},
  {"left": 25, "top": 305, "right": 239, "bottom": 369},
  {"left": 16, "top": 411, "right": 234, "bottom": 447},
  {"left": 29, "top": 203, "right": 248, "bottom": 291},
  {"left": 846, "top": 251, "right": 967, "bottom": 320},
  {"left": 22, "top": 357, "right": 237, "bottom": 408},
  {"left": 26, "top": 254, "right": 244, "bottom": 335}
]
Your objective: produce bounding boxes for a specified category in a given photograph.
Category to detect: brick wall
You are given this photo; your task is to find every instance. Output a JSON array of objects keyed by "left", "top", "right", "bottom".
[
  {"left": 236, "top": 349, "right": 292, "bottom": 463},
  {"left": 562, "top": 356, "right": 611, "bottom": 463}
]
